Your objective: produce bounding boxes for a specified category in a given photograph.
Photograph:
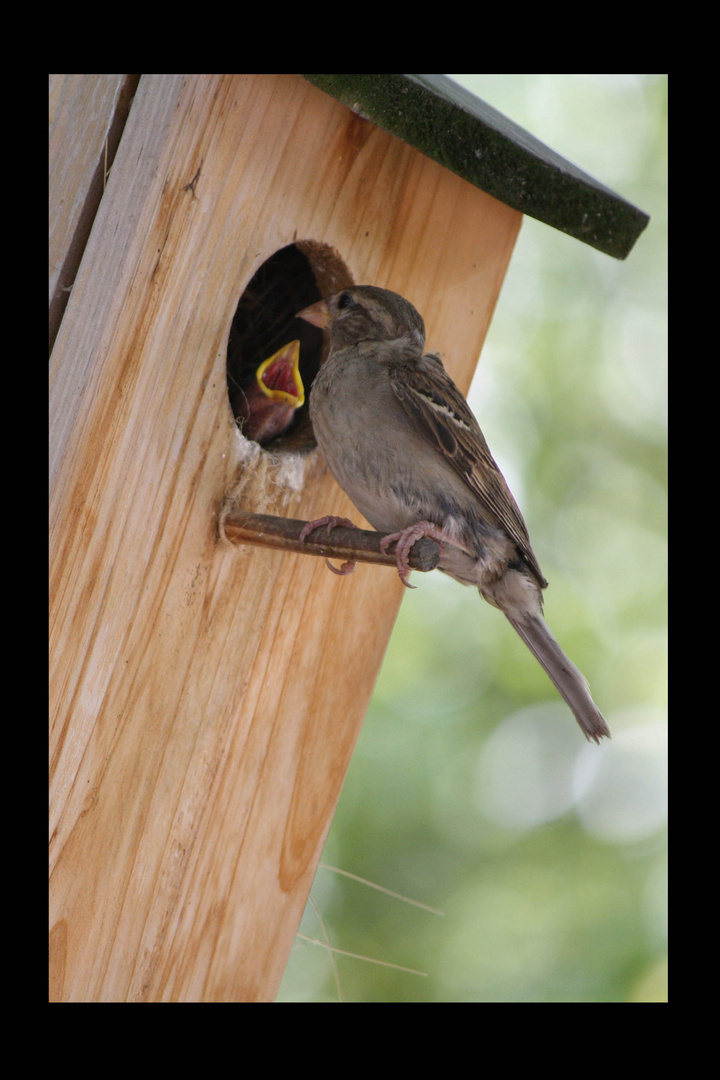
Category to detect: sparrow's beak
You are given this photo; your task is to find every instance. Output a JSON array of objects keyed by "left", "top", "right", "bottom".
[
  {"left": 297, "top": 299, "right": 330, "bottom": 329},
  {"left": 256, "top": 339, "right": 304, "bottom": 407}
]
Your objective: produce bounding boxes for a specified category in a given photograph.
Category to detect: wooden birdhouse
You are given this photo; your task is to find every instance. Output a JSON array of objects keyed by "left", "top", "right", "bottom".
[{"left": 49, "top": 74, "right": 649, "bottom": 1002}]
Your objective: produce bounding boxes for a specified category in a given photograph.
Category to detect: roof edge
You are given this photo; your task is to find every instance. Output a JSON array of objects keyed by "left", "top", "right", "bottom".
[{"left": 301, "top": 74, "right": 650, "bottom": 260}]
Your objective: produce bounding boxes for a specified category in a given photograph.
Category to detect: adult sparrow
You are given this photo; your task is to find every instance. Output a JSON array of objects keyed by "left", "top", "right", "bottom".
[
  {"left": 298, "top": 286, "right": 610, "bottom": 743},
  {"left": 235, "top": 339, "right": 304, "bottom": 444}
]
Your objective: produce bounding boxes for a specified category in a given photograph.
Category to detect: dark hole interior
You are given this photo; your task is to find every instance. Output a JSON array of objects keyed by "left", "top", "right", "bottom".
[{"left": 227, "top": 241, "right": 353, "bottom": 451}]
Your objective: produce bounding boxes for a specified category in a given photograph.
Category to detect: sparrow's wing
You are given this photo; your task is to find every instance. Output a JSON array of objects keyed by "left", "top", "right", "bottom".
[{"left": 389, "top": 353, "right": 547, "bottom": 586}]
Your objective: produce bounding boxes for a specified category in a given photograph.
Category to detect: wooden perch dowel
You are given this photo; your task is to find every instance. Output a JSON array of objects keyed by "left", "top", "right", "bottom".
[{"left": 222, "top": 510, "right": 441, "bottom": 572}]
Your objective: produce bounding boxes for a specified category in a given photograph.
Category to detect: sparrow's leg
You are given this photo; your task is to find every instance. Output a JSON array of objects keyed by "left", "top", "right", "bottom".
[
  {"left": 299, "top": 515, "right": 358, "bottom": 576},
  {"left": 379, "top": 521, "right": 461, "bottom": 588}
]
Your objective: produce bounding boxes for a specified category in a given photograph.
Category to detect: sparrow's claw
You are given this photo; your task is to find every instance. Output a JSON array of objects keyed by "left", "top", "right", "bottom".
[
  {"left": 298, "top": 515, "right": 356, "bottom": 542},
  {"left": 299, "top": 515, "right": 358, "bottom": 577},
  {"left": 325, "top": 558, "right": 356, "bottom": 576},
  {"left": 380, "top": 521, "right": 457, "bottom": 589}
]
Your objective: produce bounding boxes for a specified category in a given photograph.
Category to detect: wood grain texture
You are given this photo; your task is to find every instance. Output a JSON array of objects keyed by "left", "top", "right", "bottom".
[
  {"left": 49, "top": 74, "right": 521, "bottom": 1001},
  {"left": 48, "top": 74, "right": 139, "bottom": 350}
]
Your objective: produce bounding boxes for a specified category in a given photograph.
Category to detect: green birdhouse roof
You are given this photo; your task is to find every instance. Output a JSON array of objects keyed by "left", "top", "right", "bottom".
[{"left": 301, "top": 74, "right": 649, "bottom": 260}]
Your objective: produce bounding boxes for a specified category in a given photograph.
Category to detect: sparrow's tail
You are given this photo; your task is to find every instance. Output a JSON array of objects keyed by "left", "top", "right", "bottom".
[{"left": 506, "top": 613, "right": 610, "bottom": 743}]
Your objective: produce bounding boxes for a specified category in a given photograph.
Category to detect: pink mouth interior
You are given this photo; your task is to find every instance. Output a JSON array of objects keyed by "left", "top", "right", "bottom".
[{"left": 262, "top": 360, "right": 298, "bottom": 395}]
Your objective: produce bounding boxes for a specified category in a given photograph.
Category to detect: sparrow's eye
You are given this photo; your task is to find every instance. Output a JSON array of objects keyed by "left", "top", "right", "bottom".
[{"left": 337, "top": 292, "right": 355, "bottom": 311}]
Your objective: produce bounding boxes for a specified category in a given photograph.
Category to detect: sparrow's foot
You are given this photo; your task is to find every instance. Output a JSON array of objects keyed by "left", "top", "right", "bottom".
[
  {"left": 299, "top": 515, "right": 358, "bottom": 576},
  {"left": 379, "top": 521, "right": 456, "bottom": 588}
]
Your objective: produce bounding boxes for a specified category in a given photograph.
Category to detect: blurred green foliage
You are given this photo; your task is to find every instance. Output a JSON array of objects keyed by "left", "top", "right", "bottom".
[{"left": 278, "top": 74, "right": 667, "bottom": 1003}]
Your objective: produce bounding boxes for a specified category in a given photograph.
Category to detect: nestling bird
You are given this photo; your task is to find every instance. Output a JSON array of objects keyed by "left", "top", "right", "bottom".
[
  {"left": 298, "top": 286, "right": 610, "bottom": 743},
  {"left": 235, "top": 339, "right": 305, "bottom": 444}
]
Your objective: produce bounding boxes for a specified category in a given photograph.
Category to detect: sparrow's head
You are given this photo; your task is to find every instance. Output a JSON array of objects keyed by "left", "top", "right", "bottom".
[{"left": 298, "top": 286, "right": 426, "bottom": 352}]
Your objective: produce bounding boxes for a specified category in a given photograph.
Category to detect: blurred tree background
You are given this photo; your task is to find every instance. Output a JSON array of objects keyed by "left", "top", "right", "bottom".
[{"left": 278, "top": 74, "right": 667, "bottom": 1003}]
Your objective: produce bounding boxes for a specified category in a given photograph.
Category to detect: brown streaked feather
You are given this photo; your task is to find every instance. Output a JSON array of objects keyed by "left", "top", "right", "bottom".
[{"left": 388, "top": 354, "right": 548, "bottom": 587}]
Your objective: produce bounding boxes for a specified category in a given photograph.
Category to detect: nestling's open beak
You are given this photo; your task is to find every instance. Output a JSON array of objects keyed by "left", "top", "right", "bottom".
[
  {"left": 256, "top": 339, "right": 304, "bottom": 407},
  {"left": 297, "top": 299, "right": 330, "bottom": 329}
]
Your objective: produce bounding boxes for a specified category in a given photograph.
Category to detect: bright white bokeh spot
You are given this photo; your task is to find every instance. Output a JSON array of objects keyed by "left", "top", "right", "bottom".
[
  {"left": 476, "top": 704, "right": 667, "bottom": 840},
  {"left": 475, "top": 705, "right": 585, "bottom": 828},
  {"left": 573, "top": 712, "right": 668, "bottom": 841}
]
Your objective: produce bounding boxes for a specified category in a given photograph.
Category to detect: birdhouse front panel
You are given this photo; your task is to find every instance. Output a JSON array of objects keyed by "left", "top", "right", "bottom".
[{"left": 49, "top": 74, "right": 521, "bottom": 1002}]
